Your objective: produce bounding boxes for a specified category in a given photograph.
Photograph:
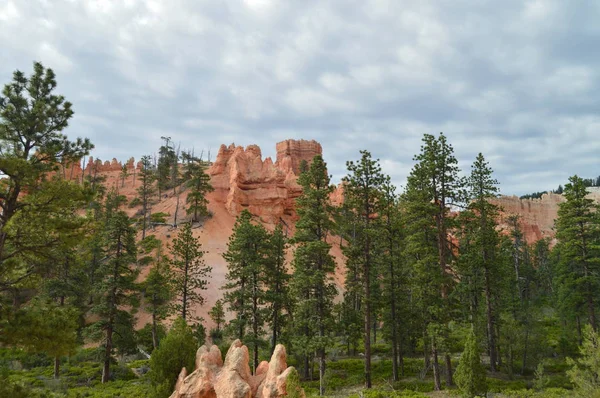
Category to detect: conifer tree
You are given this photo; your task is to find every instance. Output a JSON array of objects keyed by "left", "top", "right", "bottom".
[
  {"left": 183, "top": 151, "right": 214, "bottom": 223},
  {"left": 0, "top": 62, "right": 93, "bottom": 274},
  {"left": 403, "top": 133, "right": 463, "bottom": 389},
  {"left": 88, "top": 210, "right": 139, "bottom": 383},
  {"left": 460, "top": 153, "right": 502, "bottom": 371},
  {"left": 290, "top": 154, "right": 337, "bottom": 394},
  {"left": 555, "top": 175, "right": 600, "bottom": 331},
  {"left": 222, "top": 209, "right": 269, "bottom": 373},
  {"left": 342, "top": 150, "right": 386, "bottom": 389},
  {"left": 379, "top": 176, "right": 407, "bottom": 381},
  {"left": 157, "top": 136, "right": 176, "bottom": 197},
  {"left": 455, "top": 328, "right": 487, "bottom": 397},
  {"left": 209, "top": 299, "right": 225, "bottom": 332},
  {"left": 264, "top": 224, "right": 290, "bottom": 354},
  {"left": 137, "top": 155, "right": 157, "bottom": 239},
  {"left": 143, "top": 256, "right": 173, "bottom": 350},
  {"left": 149, "top": 317, "right": 197, "bottom": 398},
  {"left": 5, "top": 297, "right": 79, "bottom": 379},
  {"left": 170, "top": 223, "right": 212, "bottom": 322}
]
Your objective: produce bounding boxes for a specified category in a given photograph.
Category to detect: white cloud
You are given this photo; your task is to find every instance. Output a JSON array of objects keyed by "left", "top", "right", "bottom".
[{"left": 1, "top": 0, "right": 599, "bottom": 195}]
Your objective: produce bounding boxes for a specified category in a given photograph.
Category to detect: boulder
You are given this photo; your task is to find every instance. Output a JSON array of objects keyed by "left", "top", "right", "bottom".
[{"left": 170, "top": 341, "right": 305, "bottom": 398}]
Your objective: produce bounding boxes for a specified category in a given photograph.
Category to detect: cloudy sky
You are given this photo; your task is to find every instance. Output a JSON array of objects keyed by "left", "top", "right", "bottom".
[{"left": 1, "top": 0, "right": 599, "bottom": 195}]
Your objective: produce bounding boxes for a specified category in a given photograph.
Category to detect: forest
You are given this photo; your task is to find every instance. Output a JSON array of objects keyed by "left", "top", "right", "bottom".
[{"left": 1, "top": 63, "right": 600, "bottom": 398}]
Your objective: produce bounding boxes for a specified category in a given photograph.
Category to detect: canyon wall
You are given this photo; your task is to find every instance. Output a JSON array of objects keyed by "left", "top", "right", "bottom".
[
  {"left": 208, "top": 139, "right": 322, "bottom": 223},
  {"left": 491, "top": 188, "right": 600, "bottom": 245}
]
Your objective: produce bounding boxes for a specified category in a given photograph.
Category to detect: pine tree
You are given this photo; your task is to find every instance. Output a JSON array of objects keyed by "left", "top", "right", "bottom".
[
  {"left": 137, "top": 155, "right": 157, "bottom": 239},
  {"left": 222, "top": 209, "right": 269, "bottom": 373},
  {"left": 460, "top": 153, "right": 502, "bottom": 371},
  {"left": 149, "top": 317, "right": 197, "bottom": 398},
  {"left": 455, "top": 328, "right": 487, "bottom": 397},
  {"left": 143, "top": 257, "right": 173, "bottom": 350},
  {"left": 555, "top": 175, "right": 600, "bottom": 331},
  {"left": 183, "top": 151, "right": 214, "bottom": 223},
  {"left": 169, "top": 223, "right": 212, "bottom": 322},
  {"left": 5, "top": 297, "right": 79, "bottom": 379},
  {"left": 157, "top": 136, "right": 176, "bottom": 197},
  {"left": 120, "top": 164, "right": 129, "bottom": 188},
  {"left": 88, "top": 210, "right": 139, "bottom": 383},
  {"left": 342, "top": 150, "right": 386, "bottom": 389},
  {"left": 209, "top": 299, "right": 226, "bottom": 332},
  {"left": 379, "top": 176, "right": 407, "bottom": 381},
  {"left": 291, "top": 155, "right": 337, "bottom": 394},
  {"left": 0, "top": 62, "right": 93, "bottom": 274},
  {"left": 403, "top": 133, "right": 463, "bottom": 389},
  {"left": 264, "top": 224, "right": 290, "bottom": 354}
]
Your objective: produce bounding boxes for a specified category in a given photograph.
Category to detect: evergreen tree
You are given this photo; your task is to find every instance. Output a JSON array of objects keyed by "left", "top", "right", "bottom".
[
  {"left": 120, "top": 164, "right": 129, "bottom": 188},
  {"left": 555, "top": 175, "right": 600, "bottom": 331},
  {"left": 342, "top": 150, "right": 386, "bottom": 389},
  {"left": 379, "top": 176, "right": 407, "bottom": 381},
  {"left": 157, "top": 136, "right": 176, "bottom": 197},
  {"left": 137, "top": 155, "right": 157, "bottom": 239},
  {"left": 459, "top": 153, "right": 502, "bottom": 371},
  {"left": 88, "top": 210, "right": 139, "bottom": 383},
  {"left": 5, "top": 297, "right": 78, "bottom": 379},
  {"left": 209, "top": 299, "right": 225, "bottom": 332},
  {"left": 183, "top": 151, "right": 214, "bottom": 223},
  {"left": 222, "top": 209, "right": 269, "bottom": 373},
  {"left": 290, "top": 155, "right": 337, "bottom": 394},
  {"left": 264, "top": 224, "right": 290, "bottom": 354},
  {"left": 455, "top": 328, "right": 487, "bottom": 397},
  {"left": 0, "top": 61, "right": 93, "bottom": 276},
  {"left": 403, "top": 133, "right": 463, "bottom": 389},
  {"left": 143, "top": 258, "right": 173, "bottom": 350},
  {"left": 149, "top": 317, "right": 197, "bottom": 398},
  {"left": 169, "top": 223, "right": 212, "bottom": 322}
]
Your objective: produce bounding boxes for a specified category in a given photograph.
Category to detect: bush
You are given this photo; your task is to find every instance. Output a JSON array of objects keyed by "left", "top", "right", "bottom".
[{"left": 149, "top": 318, "right": 196, "bottom": 397}]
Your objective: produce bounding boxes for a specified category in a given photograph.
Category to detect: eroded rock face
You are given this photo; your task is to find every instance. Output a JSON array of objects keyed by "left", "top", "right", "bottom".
[
  {"left": 208, "top": 139, "right": 322, "bottom": 223},
  {"left": 170, "top": 341, "right": 304, "bottom": 398}
]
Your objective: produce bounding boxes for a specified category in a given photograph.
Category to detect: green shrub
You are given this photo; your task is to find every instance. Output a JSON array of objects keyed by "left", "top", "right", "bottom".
[{"left": 149, "top": 318, "right": 196, "bottom": 397}]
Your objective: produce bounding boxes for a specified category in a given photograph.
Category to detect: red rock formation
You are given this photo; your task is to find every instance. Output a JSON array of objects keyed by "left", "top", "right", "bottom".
[
  {"left": 208, "top": 139, "right": 322, "bottom": 223},
  {"left": 170, "top": 341, "right": 304, "bottom": 398},
  {"left": 490, "top": 193, "right": 564, "bottom": 245}
]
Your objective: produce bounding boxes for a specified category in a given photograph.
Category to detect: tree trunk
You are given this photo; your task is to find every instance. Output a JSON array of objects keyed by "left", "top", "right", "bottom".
[
  {"left": 319, "top": 349, "right": 326, "bottom": 396},
  {"left": 102, "top": 323, "right": 113, "bottom": 383},
  {"left": 485, "top": 268, "right": 497, "bottom": 371},
  {"left": 445, "top": 353, "right": 453, "bottom": 387},
  {"left": 152, "top": 310, "right": 158, "bottom": 349},
  {"left": 432, "top": 339, "right": 441, "bottom": 391},
  {"left": 364, "top": 265, "right": 372, "bottom": 388},
  {"left": 54, "top": 356, "right": 60, "bottom": 379}
]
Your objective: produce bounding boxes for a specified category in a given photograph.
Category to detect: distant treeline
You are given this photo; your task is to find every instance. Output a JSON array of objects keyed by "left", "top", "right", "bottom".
[{"left": 519, "top": 175, "right": 600, "bottom": 199}]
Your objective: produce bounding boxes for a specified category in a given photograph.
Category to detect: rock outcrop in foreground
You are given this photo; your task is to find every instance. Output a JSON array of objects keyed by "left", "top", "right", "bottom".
[{"left": 170, "top": 340, "right": 305, "bottom": 398}]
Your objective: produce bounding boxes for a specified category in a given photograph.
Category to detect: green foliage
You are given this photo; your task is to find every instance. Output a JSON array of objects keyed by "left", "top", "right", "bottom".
[
  {"left": 209, "top": 299, "right": 225, "bottom": 331},
  {"left": 169, "top": 223, "right": 211, "bottom": 322},
  {"left": 150, "top": 212, "right": 170, "bottom": 224},
  {"left": 149, "top": 318, "right": 196, "bottom": 398},
  {"left": 567, "top": 325, "right": 600, "bottom": 396},
  {"left": 182, "top": 151, "right": 214, "bottom": 222},
  {"left": 137, "top": 155, "right": 156, "bottom": 239},
  {"left": 291, "top": 154, "right": 336, "bottom": 391},
  {"left": 4, "top": 297, "right": 79, "bottom": 361},
  {"left": 454, "top": 328, "right": 487, "bottom": 397},
  {"left": 0, "top": 61, "right": 93, "bottom": 288}
]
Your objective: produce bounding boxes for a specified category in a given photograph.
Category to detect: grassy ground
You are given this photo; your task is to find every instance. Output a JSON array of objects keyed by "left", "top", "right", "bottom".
[{"left": 0, "top": 347, "right": 574, "bottom": 397}]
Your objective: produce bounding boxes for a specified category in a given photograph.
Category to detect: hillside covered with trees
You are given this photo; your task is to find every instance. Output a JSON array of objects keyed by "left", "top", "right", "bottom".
[{"left": 2, "top": 63, "right": 600, "bottom": 398}]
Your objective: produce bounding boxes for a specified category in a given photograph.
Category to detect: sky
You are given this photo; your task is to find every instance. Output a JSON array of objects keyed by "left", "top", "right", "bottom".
[{"left": 1, "top": 0, "right": 599, "bottom": 196}]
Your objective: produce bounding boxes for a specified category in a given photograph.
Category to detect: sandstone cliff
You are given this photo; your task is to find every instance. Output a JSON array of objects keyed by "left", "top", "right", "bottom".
[
  {"left": 208, "top": 139, "right": 322, "bottom": 223},
  {"left": 491, "top": 188, "right": 600, "bottom": 245}
]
